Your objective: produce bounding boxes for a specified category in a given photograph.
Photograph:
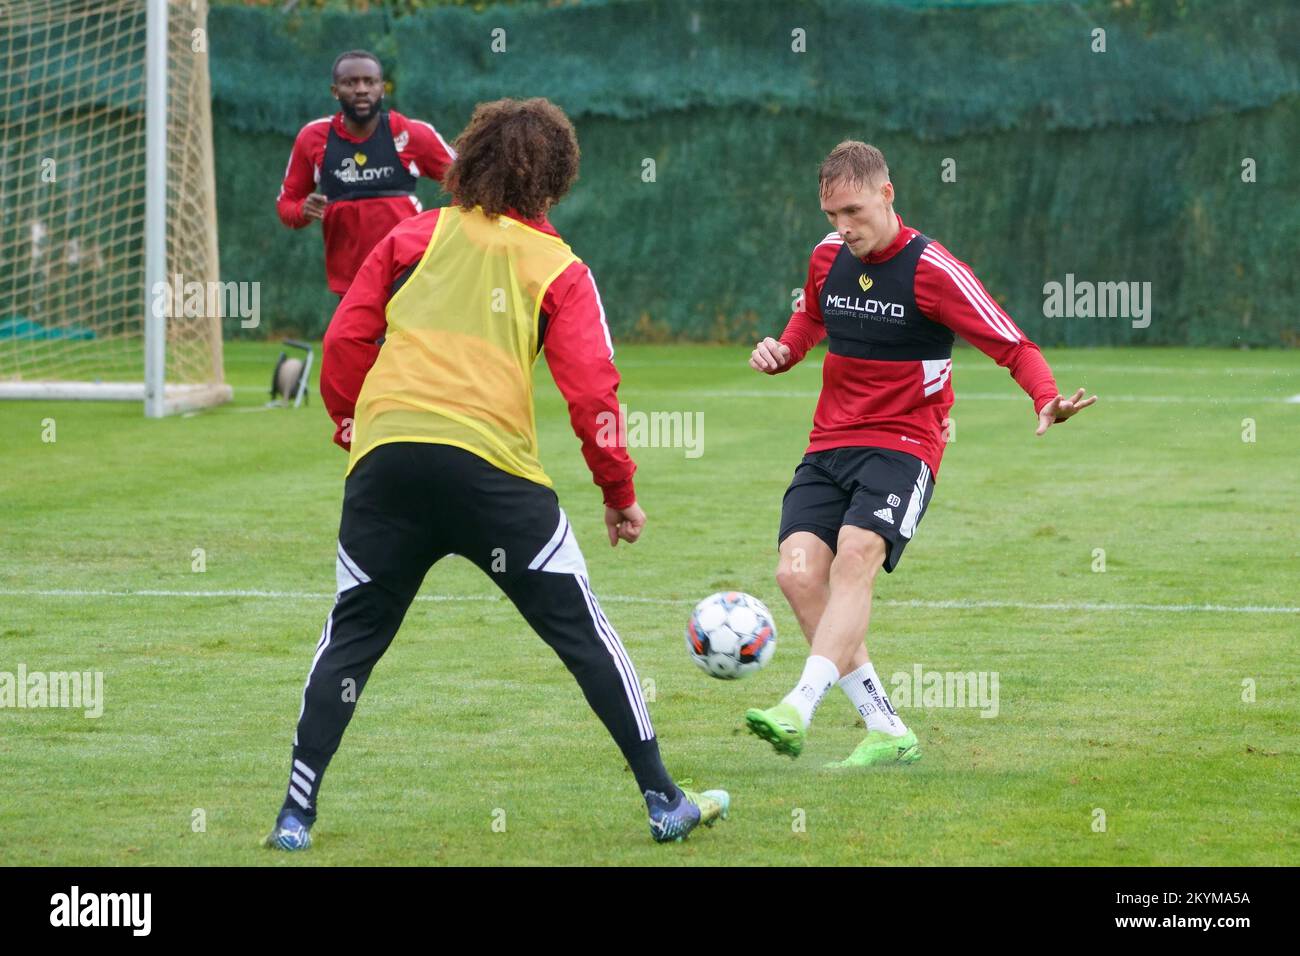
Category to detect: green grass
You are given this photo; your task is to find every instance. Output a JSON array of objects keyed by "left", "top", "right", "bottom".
[{"left": 0, "top": 343, "right": 1297, "bottom": 865}]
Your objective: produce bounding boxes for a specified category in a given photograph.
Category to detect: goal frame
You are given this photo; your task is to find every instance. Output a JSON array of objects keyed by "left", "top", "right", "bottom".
[{"left": 0, "top": 0, "right": 232, "bottom": 417}]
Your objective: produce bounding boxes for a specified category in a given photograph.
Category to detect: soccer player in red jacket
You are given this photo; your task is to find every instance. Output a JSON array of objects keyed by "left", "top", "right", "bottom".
[
  {"left": 276, "top": 49, "right": 456, "bottom": 298},
  {"left": 745, "top": 141, "right": 1096, "bottom": 766},
  {"left": 263, "top": 98, "right": 727, "bottom": 850}
]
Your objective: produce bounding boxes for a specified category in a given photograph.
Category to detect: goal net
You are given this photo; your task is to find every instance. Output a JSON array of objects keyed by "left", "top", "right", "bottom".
[{"left": 0, "top": 0, "right": 230, "bottom": 416}]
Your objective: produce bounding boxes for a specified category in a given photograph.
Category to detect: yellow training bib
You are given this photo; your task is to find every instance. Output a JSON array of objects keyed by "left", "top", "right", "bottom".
[{"left": 347, "top": 206, "right": 578, "bottom": 485}]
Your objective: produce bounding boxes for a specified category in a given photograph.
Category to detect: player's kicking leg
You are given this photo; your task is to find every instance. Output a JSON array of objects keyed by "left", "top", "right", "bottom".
[
  {"left": 748, "top": 449, "right": 928, "bottom": 763},
  {"left": 747, "top": 527, "right": 918, "bottom": 764},
  {"left": 818, "top": 532, "right": 921, "bottom": 769}
]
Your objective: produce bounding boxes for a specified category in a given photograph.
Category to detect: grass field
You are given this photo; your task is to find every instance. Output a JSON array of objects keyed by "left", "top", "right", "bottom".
[{"left": 1, "top": 343, "right": 1296, "bottom": 866}]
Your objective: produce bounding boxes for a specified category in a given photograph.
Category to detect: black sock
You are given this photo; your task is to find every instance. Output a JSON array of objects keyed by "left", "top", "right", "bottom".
[{"left": 626, "top": 738, "right": 678, "bottom": 803}]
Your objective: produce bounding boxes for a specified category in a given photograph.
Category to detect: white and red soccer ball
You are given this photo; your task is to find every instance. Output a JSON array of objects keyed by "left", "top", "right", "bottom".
[{"left": 686, "top": 591, "right": 777, "bottom": 679}]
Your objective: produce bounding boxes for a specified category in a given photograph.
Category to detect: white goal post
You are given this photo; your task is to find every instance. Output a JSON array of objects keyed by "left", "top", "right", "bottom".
[{"left": 0, "top": 0, "right": 231, "bottom": 417}]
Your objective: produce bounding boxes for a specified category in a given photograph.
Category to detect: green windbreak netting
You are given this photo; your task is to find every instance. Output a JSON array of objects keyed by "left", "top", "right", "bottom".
[{"left": 208, "top": 0, "right": 1299, "bottom": 345}]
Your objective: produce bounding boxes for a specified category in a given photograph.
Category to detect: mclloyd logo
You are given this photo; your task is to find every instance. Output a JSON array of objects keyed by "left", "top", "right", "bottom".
[
  {"left": 858, "top": 274, "right": 874, "bottom": 292},
  {"left": 825, "top": 293, "right": 905, "bottom": 319}
]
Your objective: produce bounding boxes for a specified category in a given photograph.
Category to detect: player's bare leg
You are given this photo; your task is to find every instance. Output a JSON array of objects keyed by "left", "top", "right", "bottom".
[
  {"left": 747, "top": 530, "right": 867, "bottom": 755},
  {"left": 749, "top": 526, "right": 919, "bottom": 763},
  {"left": 808, "top": 526, "right": 886, "bottom": 671},
  {"left": 776, "top": 531, "right": 869, "bottom": 669},
  {"left": 815, "top": 526, "right": 919, "bottom": 766}
]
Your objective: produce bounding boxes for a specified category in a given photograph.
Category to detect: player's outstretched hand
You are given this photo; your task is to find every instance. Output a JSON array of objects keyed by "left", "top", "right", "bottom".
[
  {"left": 606, "top": 502, "right": 647, "bottom": 547},
  {"left": 750, "top": 337, "right": 791, "bottom": 374},
  {"left": 303, "top": 193, "right": 328, "bottom": 222},
  {"left": 1036, "top": 387, "right": 1098, "bottom": 436}
]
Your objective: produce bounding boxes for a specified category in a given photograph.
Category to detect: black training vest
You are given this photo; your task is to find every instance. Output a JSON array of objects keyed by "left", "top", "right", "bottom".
[
  {"left": 321, "top": 112, "right": 418, "bottom": 202},
  {"left": 819, "top": 233, "right": 954, "bottom": 361}
]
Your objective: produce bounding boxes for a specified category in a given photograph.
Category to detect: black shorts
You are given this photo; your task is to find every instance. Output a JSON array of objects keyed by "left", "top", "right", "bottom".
[
  {"left": 778, "top": 446, "right": 935, "bottom": 573},
  {"left": 343, "top": 441, "right": 573, "bottom": 583}
]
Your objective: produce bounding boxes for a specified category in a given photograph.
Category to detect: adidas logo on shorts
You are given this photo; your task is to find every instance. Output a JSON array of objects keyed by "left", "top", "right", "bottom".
[{"left": 873, "top": 506, "right": 895, "bottom": 525}]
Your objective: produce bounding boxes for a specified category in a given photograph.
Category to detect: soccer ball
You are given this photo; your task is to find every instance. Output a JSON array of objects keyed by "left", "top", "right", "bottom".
[{"left": 685, "top": 591, "right": 777, "bottom": 679}]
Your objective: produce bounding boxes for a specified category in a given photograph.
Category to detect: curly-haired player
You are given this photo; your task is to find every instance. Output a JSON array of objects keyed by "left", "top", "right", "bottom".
[{"left": 263, "top": 98, "right": 727, "bottom": 849}]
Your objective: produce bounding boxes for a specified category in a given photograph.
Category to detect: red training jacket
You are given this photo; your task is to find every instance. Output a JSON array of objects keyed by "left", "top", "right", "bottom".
[
  {"left": 775, "top": 214, "right": 1058, "bottom": 479},
  {"left": 276, "top": 110, "right": 456, "bottom": 294}
]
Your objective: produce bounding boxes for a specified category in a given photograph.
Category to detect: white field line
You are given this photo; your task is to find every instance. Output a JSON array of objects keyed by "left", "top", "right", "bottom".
[
  {"left": 645, "top": 389, "right": 1298, "bottom": 404},
  {"left": 609, "top": 360, "right": 1296, "bottom": 376},
  {"left": 225, "top": 386, "right": 1299, "bottom": 404},
  {"left": 223, "top": 385, "right": 1292, "bottom": 404},
  {"left": 0, "top": 588, "right": 1294, "bottom": 615},
  {"left": 1008, "top": 364, "right": 1297, "bottom": 376}
]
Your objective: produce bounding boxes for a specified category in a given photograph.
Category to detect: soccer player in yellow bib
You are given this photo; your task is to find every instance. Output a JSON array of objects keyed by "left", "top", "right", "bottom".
[{"left": 264, "top": 98, "right": 727, "bottom": 849}]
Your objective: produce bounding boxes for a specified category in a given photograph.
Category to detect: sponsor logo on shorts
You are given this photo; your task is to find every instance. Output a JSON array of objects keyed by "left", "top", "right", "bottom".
[{"left": 873, "top": 506, "right": 895, "bottom": 525}]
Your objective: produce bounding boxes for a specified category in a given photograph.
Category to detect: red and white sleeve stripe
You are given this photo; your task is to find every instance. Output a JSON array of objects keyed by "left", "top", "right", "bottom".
[
  {"left": 918, "top": 242, "right": 1023, "bottom": 344},
  {"left": 915, "top": 240, "right": 1059, "bottom": 411}
]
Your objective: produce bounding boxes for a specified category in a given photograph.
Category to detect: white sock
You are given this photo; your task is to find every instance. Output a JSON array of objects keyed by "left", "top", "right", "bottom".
[
  {"left": 839, "top": 661, "right": 908, "bottom": 736},
  {"left": 781, "top": 655, "right": 840, "bottom": 728}
]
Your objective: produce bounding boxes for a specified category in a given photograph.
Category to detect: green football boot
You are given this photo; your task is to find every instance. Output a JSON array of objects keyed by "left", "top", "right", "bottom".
[
  {"left": 646, "top": 785, "right": 730, "bottom": 843},
  {"left": 744, "top": 702, "right": 807, "bottom": 758},
  {"left": 824, "top": 729, "right": 922, "bottom": 768},
  {"left": 687, "top": 787, "right": 730, "bottom": 827}
]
